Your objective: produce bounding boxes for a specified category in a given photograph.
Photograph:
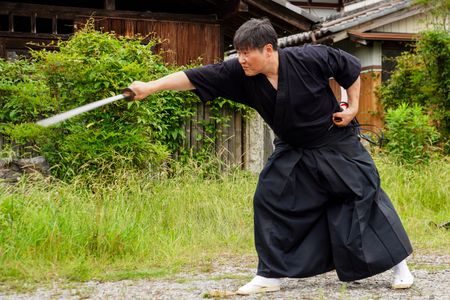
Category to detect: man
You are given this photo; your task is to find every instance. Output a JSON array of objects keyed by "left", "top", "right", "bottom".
[{"left": 129, "top": 18, "right": 414, "bottom": 295}]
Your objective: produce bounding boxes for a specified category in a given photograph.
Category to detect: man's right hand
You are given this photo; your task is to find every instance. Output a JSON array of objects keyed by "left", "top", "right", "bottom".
[{"left": 128, "top": 81, "right": 155, "bottom": 100}]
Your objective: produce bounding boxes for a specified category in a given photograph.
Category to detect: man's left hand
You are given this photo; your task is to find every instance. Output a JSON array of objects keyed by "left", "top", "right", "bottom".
[{"left": 332, "top": 108, "right": 357, "bottom": 126}]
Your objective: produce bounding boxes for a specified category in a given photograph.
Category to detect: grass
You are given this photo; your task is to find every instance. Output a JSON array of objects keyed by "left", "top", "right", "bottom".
[
  {"left": 0, "top": 154, "right": 448, "bottom": 288},
  {"left": 0, "top": 170, "right": 256, "bottom": 284},
  {"left": 374, "top": 154, "right": 450, "bottom": 255}
]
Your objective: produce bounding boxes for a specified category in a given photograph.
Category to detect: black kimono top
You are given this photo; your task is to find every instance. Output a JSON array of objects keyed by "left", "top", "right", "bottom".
[{"left": 184, "top": 44, "right": 361, "bottom": 148}]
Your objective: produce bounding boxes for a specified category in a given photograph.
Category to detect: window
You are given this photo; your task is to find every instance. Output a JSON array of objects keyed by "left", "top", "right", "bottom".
[
  {"left": 36, "top": 17, "right": 53, "bottom": 33},
  {"left": 382, "top": 42, "right": 414, "bottom": 82},
  {"left": 13, "top": 15, "right": 31, "bottom": 33},
  {"left": 11, "top": 0, "right": 103, "bottom": 9},
  {"left": 0, "top": 15, "right": 8, "bottom": 31},
  {"left": 57, "top": 19, "right": 74, "bottom": 34}
]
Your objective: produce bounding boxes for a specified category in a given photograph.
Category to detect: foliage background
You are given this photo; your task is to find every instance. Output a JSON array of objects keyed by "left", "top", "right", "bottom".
[
  {"left": 0, "top": 22, "right": 249, "bottom": 179},
  {"left": 379, "top": 29, "right": 449, "bottom": 161}
]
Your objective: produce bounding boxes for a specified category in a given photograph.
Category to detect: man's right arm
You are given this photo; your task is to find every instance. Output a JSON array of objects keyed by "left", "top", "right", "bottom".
[{"left": 128, "top": 71, "right": 195, "bottom": 100}]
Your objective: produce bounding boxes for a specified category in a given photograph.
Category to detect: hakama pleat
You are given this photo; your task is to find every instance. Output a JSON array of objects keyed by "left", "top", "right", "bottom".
[{"left": 254, "top": 132, "right": 413, "bottom": 282}]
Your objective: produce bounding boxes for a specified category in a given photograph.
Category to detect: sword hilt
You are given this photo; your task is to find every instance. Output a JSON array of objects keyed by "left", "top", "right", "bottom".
[
  {"left": 333, "top": 101, "right": 349, "bottom": 122},
  {"left": 122, "top": 87, "right": 136, "bottom": 100}
]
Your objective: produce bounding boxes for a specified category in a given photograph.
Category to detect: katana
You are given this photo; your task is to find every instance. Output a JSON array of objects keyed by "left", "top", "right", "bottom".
[{"left": 36, "top": 88, "right": 136, "bottom": 127}]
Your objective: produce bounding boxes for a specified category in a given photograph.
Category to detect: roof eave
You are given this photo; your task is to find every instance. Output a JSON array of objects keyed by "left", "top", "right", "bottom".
[
  {"left": 278, "top": 1, "right": 427, "bottom": 47},
  {"left": 242, "top": 0, "right": 319, "bottom": 32},
  {"left": 269, "top": 0, "right": 321, "bottom": 23}
]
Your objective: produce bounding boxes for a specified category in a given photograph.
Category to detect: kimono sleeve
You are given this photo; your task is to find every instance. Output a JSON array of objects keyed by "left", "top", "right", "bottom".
[
  {"left": 183, "top": 58, "right": 247, "bottom": 104},
  {"left": 324, "top": 46, "right": 361, "bottom": 89}
]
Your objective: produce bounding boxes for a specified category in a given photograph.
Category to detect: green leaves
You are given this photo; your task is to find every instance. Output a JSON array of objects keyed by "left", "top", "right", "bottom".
[
  {"left": 379, "top": 29, "right": 449, "bottom": 155},
  {"left": 385, "top": 103, "right": 440, "bottom": 164},
  {"left": 0, "top": 19, "right": 251, "bottom": 179},
  {"left": 0, "top": 22, "right": 172, "bottom": 178},
  {"left": 0, "top": 61, "right": 53, "bottom": 123}
]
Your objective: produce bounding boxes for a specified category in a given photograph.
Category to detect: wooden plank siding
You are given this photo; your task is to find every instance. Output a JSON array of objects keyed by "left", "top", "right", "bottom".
[
  {"left": 373, "top": 13, "right": 430, "bottom": 33},
  {"left": 358, "top": 71, "right": 383, "bottom": 128},
  {"left": 78, "top": 17, "right": 222, "bottom": 65}
]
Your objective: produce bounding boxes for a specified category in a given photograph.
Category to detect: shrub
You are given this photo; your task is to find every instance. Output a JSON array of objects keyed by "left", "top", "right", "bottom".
[
  {"left": 384, "top": 103, "right": 440, "bottom": 164},
  {"left": 0, "top": 20, "right": 250, "bottom": 179},
  {"left": 0, "top": 60, "right": 53, "bottom": 123},
  {"left": 379, "top": 29, "right": 450, "bottom": 149},
  {"left": 11, "top": 23, "right": 177, "bottom": 178}
]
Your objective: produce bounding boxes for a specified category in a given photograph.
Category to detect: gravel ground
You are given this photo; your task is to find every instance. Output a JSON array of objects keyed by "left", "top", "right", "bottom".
[{"left": 0, "top": 254, "right": 448, "bottom": 300}]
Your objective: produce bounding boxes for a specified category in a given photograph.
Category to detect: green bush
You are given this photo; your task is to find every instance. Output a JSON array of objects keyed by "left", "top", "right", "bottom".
[
  {"left": 384, "top": 103, "right": 440, "bottom": 164},
  {"left": 0, "top": 20, "right": 250, "bottom": 179},
  {"left": 379, "top": 29, "right": 450, "bottom": 147},
  {"left": 0, "top": 60, "right": 53, "bottom": 123}
]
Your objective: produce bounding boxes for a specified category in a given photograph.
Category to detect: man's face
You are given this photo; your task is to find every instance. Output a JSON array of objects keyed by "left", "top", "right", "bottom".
[{"left": 237, "top": 45, "right": 270, "bottom": 76}]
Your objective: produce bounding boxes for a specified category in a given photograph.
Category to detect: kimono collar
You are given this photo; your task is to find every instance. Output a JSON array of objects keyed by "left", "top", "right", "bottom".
[{"left": 273, "top": 49, "right": 288, "bottom": 133}]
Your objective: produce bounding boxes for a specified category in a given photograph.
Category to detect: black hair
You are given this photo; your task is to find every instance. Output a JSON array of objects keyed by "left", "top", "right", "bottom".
[{"left": 233, "top": 18, "right": 278, "bottom": 51}]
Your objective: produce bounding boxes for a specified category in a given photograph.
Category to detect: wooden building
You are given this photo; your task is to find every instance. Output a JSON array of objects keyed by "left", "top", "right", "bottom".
[
  {"left": 0, "top": 0, "right": 431, "bottom": 171},
  {"left": 0, "top": 0, "right": 320, "bottom": 170},
  {"left": 0, "top": 0, "right": 319, "bottom": 64}
]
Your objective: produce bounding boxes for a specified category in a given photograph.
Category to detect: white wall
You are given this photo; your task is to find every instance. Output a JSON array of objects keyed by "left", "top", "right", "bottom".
[
  {"left": 336, "top": 40, "right": 382, "bottom": 69},
  {"left": 301, "top": 8, "right": 337, "bottom": 19},
  {"left": 353, "top": 42, "right": 382, "bottom": 69},
  {"left": 373, "top": 13, "right": 429, "bottom": 33}
]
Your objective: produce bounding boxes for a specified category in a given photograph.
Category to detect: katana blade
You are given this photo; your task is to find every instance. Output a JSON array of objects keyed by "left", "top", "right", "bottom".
[{"left": 36, "top": 88, "right": 135, "bottom": 127}]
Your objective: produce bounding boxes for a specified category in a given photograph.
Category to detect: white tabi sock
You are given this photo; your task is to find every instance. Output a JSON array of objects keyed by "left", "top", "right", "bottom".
[
  {"left": 251, "top": 275, "right": 281, "bottom": 286},
  {"left": 236, "top": 275, "right": 281, "bottom": 295},
  {"left": 392, "top": 259, "right": 414, "bottom": 289}
]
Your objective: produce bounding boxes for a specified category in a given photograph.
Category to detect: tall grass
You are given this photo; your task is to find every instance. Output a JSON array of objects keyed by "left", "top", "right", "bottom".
[
  {"left": 0, "top": 170, "right": 256, "bottom": 282},
  {"left": 0, "top": 155, "right": 448, "bottom": 283},
  {"left": 374, "top": 154, "right": 450, "bottom": 254}
]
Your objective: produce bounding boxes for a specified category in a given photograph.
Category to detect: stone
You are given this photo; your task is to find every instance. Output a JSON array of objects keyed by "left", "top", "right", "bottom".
[
  {"left": 0, "top": 168, "right": 21, "bottom": 183},
  {"left": 0, "top": 156, "right": 50, "bottom": 185},
  {"left": 16, "top": 156, "right": 50, "bottom": 175}
]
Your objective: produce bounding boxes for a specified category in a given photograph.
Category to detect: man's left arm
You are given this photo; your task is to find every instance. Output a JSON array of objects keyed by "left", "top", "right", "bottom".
[{"left": 332, "top": 76, "right": 360, "bottom": 126}]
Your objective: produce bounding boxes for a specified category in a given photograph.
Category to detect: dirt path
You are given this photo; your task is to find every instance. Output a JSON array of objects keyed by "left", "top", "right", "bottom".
[{"left": 1, "top": 254, "right": 448, "bottom": 300}]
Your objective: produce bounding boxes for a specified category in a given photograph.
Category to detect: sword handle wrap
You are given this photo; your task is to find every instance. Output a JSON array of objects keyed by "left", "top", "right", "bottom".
[
  {"left": 122, "top": 88, "right": 136, "bottom": 100},
  {"left": 333, "top": 102, "right": 349, "bottom": 123}
]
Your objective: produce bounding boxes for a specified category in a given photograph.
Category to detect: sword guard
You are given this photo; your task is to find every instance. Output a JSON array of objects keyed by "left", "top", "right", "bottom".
[{"left": 122, "top": 87, "right": 136, "bottom": 100}]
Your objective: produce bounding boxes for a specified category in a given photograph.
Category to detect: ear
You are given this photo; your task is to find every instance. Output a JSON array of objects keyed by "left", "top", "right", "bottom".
[{"left": 264, "top": 44, "right": 274, "bottom": 57}]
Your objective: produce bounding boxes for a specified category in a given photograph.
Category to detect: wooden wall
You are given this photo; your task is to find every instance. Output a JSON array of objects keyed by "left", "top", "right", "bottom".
[
  {"left": 358, "top": 71, "right": 383, "bottom": 128},
  {"left": 183, "top": 104, "right": 245, "bottom": 166},
  {"left": 374, "top": 13, "right": 429, "bottom": 33},
  {"left": 0, "top": 2, "right": 222, "bottom": 65},
  {"left": 79, "top": 17, "right": 222, "bottom": 65}
]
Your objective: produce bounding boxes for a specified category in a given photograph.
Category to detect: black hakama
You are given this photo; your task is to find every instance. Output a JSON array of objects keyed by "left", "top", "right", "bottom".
[
  {"left": 254, "top": 130, "right": 412, "bottom": 281},
  {"left": 184, "top": 44, "right": 413, "bottom": 282}
]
